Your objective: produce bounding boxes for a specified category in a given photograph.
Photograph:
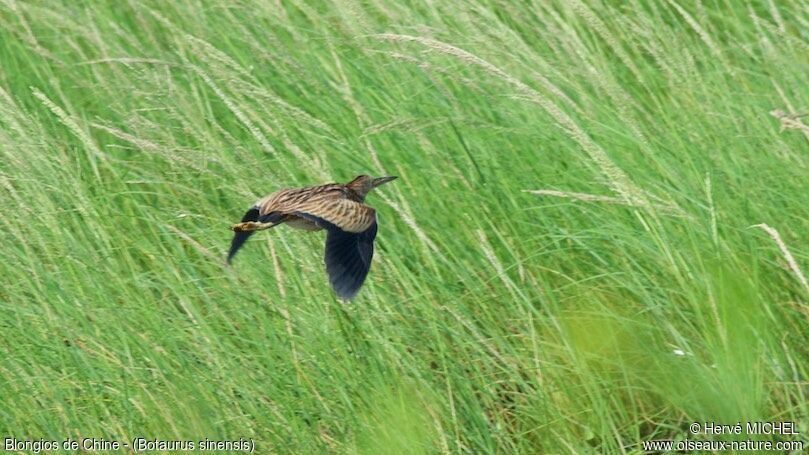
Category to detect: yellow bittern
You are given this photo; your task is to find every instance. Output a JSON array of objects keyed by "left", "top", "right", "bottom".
[{"left": 228, "top": 175, "right": 397, "bottom": 300}]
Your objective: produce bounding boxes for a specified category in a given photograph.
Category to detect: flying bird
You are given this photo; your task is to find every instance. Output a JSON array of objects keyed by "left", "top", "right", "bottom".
[{"left": 228, "top": 175, "right": 397, "bottom": 300}]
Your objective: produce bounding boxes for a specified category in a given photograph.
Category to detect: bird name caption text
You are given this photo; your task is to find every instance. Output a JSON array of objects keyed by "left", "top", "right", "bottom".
[{"left": 4, "top": 437, "right": 255, "bottom": 453}]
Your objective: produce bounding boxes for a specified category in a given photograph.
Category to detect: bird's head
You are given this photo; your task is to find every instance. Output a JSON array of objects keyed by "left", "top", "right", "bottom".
[{"left": 347, "top": 175, "right": 397, "bottom": 199}]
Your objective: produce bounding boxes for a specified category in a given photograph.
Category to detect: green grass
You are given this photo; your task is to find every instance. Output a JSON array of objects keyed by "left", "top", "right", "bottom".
[{"left": 1, "top": 0, "right": 808, "bottom": 453}]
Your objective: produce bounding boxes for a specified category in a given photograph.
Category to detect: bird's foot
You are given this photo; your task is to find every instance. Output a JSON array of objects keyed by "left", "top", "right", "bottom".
[
  {"left": 232, "top": 221, "right": 260, "bottom": 232},
  {"left": 232, "top": 221, "right": 277, "bottom": 232}
]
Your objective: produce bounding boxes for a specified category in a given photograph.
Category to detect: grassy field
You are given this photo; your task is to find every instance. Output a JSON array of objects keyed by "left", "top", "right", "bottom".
[{"left": 1, "top": 0, "right": 808, "bottom": 453}]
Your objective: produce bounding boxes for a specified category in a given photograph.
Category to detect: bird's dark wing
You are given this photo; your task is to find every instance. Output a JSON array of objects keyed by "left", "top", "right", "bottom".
[
  {"left": 293, "top": 210, "right": 378, "bottom": 300},
  {"left": 227, "top": 209, "right": 283, "bottom": 263}
]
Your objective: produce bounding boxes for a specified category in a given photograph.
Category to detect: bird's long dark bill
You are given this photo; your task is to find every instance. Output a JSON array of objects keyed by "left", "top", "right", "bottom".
[
  {"left": 372, "top": 176, "right": 397, "bottom": 187},
  {"left": 227, "top": 209, "right": 281, "bottom": 263}
]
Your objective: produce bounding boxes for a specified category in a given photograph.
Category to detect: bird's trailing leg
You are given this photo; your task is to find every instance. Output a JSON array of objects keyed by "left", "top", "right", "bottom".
[
  {"left": 231, "top": 220, "right": 280, "bottom": 232},
  {"left": 228, "top": 210, "right": 284, "bottom": 263}
]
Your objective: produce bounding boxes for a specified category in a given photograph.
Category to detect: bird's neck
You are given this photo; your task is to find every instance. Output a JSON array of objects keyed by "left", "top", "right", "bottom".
[{"left": 345, "top": 187, "right": 367, "bottom": 202}]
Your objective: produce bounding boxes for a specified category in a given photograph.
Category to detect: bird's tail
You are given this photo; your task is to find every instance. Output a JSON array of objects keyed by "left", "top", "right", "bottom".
[{"left": 227, "top": 208, "right": 281, "bottom": 263}]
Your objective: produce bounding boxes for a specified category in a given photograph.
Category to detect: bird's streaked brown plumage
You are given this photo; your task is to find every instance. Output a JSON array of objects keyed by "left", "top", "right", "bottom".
[{"left": 228, "top": 175, "right": 396, "bottom": 300}]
